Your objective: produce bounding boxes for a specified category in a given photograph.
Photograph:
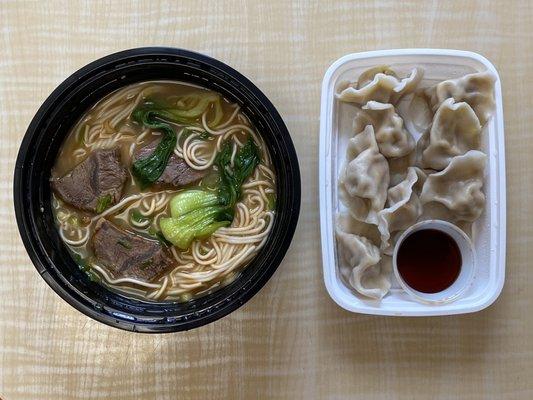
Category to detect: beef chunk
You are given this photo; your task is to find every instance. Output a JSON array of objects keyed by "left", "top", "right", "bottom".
[
  {"left": 134, "top": 139, "right": 205, "bottom": 186},
  {"left": 53, "top": 148, "right": 127, "bottom": 213},
  {"left": 92, "top": 220, "right": 174, "bottom": 282}
]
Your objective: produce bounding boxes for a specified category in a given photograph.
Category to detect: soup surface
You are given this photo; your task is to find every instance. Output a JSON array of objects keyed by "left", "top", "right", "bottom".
[{"left": 51, "top": 81, "right": 276, "bottom": 302}]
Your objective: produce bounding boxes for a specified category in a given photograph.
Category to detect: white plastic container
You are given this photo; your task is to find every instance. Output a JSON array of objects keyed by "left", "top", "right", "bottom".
[{"left": 319, "top": 49, "right": 506, "bottom": 316}]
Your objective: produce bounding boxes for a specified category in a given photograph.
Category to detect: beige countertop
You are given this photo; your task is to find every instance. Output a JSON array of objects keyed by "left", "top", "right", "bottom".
[{"left": 1, "top": 1, "right": 532, "bottom": 399}]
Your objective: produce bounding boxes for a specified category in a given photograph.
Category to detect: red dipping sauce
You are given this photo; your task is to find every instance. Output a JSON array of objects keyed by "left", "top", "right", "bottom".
[{"left": 396, "top": 229, "right": 461, "bottom": 293}]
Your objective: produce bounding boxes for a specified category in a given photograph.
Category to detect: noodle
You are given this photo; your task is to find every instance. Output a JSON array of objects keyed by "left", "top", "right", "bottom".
[{"left": 51, "top": 81, "right": 276, "bottom": 302}]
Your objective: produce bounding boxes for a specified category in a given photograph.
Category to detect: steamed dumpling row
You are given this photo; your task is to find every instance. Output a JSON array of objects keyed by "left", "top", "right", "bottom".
[
  {"left": 335, "top": 66, "right": 495, "bottom": 300},
  {"left": 338, "top": 67, "right": 424, "bottom": 105}
]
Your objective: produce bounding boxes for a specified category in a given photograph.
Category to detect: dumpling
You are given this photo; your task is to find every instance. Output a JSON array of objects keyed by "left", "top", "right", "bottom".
[
  {"left": 336, "top": 219, "right": 391, "bottom": 299},
  {"left": 417, "top": 202, "right": 473, "bottom": 237},
  {"left": 344, "top": 122, "right": 379, "bottom": 157},
  {"left": 339, "top": 126, "right": 390, "bottom": 224},
  {"left": 420, "top": 150, "right": 487, "bottom": 222},
  {"left": 387, "top": 149, "right": 416, "bottom": 187},
  {"left": 415, "top": 128, "right": 430, "bottom": 168},
  {"left": 356, "top": 65, "right": 398, "bottom": 89},
  {"left": 377, "top": 167, "right": 426, "bottom": 255},
  {"left": 399, "top": 91, "right": 433, "bottom": 137},
  {"left": 353, "top": 101, "right": 415, "bottom": 158},
  {"left": 338, "top": 67, "right": 424, "bottom": 105},
  {"left": 424, "top": 71, "right": 496, "bottom": 125},
  {"left": 336, "top": 212, "right": 381, "bottom": 246},
  {"left": 419, "top": 99, "right": 482, "bottom": 170}
]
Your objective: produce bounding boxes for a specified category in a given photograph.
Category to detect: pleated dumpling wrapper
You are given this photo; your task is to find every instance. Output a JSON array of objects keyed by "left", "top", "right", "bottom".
[
  {"left": 338, "top": 66, "right": 424, "bottom": 105},
  {"left": 377, "top": 167, "right": 426, "bottom": 255},
  {"left": 420, "top": 150, "right": 487, "bottom": 222},
  {"left": 418, "top": 98, "right": 482, "bottom": 171},
  {"left": 424, "top": 71, "right": 496, "bottom": 126},
  {"left": 338, "top": 125, "right": 389, "bottom": 224},
  {"left": 336, "top": 213, "right": 391, "bottom": 299},
  {"left": 353, "top": 101, "right": 416, "bottom": 159}
]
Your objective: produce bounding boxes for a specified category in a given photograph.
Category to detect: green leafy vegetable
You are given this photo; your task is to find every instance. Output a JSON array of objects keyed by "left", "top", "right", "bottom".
[
  {"left": 72, "top": 253, "right": 99, "bottom": 282},
  {"left": 155, "top": 231, "right": 172, "bottom": 247},
  {"left": 198, "top": 131, "right": 212, "bottom": 140},
  {"left": 180, "top": 129, "right": 211, "bottom": 146},
  {"left": 160, "top": 206, "right": 230, "bottom": 250},
  {"left": 169, "top": 190, "right": 219, "bottom": 216},
  {"left": 131, "top": 110, "right": 177, "bottom": 187},
  {"left": 160, "top": 137, "right": 261, "bottom": 250},
  {"left": 267, "top": 193, "right": 276, "bottom": 210},
  {"left": 146, "top": 226, "right": 172, "bottom": 247},
  {"left": 96, "top": 194, "right": 113, "bottom": 214},
  {"left": 199, "top": 171, "right": 220, "bottom": 191},
  {"left": 216, "top": 138, "right": 261, "bottom": 207},
  {"left": 131, "top": 209, "right": 149, "bottom": 224},
  {"left": 140, "top": 93, "right": 223, "bottom": 126},
  {"left": 133, "top": 93, "right": 223, "bottom": 126},
  {"left": 73, "top": 253, "right": 89, "bottom": 271},
  {"left": 86, "top": 271, "right": 101, "bottom": 283},
  {"left": 132, "top": 93, "right": 222, "bottom": 186},
  {"left": 161, "top": 191, "right": 233, "bottom": 249}
]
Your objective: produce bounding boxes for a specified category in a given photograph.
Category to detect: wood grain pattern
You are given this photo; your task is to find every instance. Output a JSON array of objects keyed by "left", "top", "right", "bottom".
[{"left": 1, "top": 0, "right": 532, "bottom": 399}]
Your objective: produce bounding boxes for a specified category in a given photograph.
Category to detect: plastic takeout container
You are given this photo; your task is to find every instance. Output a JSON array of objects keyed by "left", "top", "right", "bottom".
[{"left": 319, "top": 49, "right": 506, "bottom": 316}]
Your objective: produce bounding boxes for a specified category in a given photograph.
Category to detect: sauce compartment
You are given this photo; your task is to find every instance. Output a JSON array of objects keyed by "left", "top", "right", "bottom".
[{"left": 319, "top": 49, "right": 506, "bottom": 316}]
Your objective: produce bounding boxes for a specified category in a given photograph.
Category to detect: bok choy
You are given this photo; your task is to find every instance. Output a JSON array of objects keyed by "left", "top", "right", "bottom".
[
  {"left": 160, "top": 138, "right": 261, "bottom": 249},
  {"left": 131, "top": 92, "right": 224, "bottom": 186},
  {"left": 131, "top": 110, "right": 177, "bottom": 187}
]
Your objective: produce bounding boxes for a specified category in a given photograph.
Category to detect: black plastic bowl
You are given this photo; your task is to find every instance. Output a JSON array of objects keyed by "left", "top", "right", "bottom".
[{"left": 14, "top": 47, "right": 300, "bottom": 333}]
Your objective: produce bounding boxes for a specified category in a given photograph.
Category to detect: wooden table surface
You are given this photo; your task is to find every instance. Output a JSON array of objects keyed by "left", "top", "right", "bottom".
[{"left": 1, "top": 1, "right": 532, "bottom": 399}]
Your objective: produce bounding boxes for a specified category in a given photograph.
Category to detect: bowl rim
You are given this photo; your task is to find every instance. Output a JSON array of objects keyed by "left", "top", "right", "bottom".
[{"left": 13, "top": 47, "right": 301, "bottom": 333}]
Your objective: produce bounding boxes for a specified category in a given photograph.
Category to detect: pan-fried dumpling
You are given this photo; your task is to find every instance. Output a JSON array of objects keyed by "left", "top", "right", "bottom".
[
  {"left": 335, "top": 220, "right": 391, "bottom": 299},
  {"left": 339, "top": 126, "right": 389, "bottom": 224},
  {"left": 353, "top": 101, "right": 415, "bottom": 158},
  {"left": 420, "top": 150, "right": 486, "bottom": 222},
  {"left": 377, "top": 167, "right": 426, "bottom": 255},
  {"left": 419, "top": 99, "right": 482, "bottom": 170},
  {"left": 338, "top": 67, "right": 424, "bottom": 105},
  {"left": 424, "top": 71, "right": 496, "bottom": 125}
]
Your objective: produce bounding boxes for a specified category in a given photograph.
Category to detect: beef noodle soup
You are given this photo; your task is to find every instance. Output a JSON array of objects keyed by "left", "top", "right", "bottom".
[{"left": 51, "top": 81, "right": 276, "bottom": 302}]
